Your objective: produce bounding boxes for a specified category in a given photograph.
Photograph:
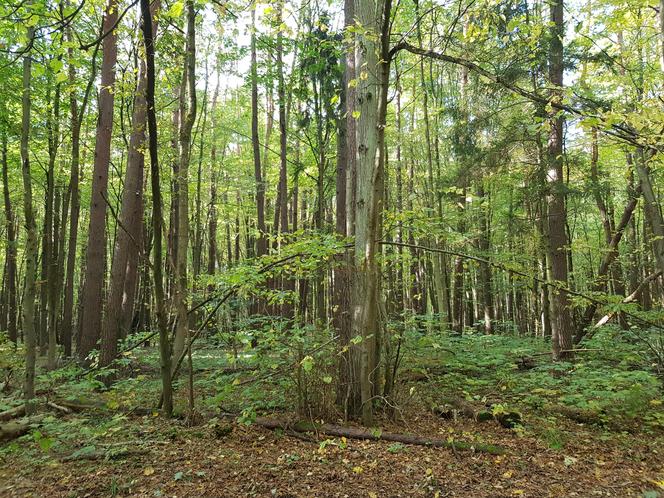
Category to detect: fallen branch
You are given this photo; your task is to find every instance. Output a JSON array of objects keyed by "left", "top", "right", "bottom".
[
  {"left": 581, "top": 271, "right": 663, "bottom": 343},
  {"left": 0, "top": 415, "right": 45, "bottom": 442},
  {"left": 0, "top": 404, "right": 25, "bottom": 422},
  {"left": 61, "top": 447, "right": 149, "bottom": 462},
  {"left": 253, "top": 417, "right": 506, "bottom": 455},
  {"left": 46, "top": 401, "right": 73, "bottom": 415}
]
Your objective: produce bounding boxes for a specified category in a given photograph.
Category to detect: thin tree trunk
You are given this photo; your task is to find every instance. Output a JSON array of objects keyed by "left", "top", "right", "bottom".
[
  {"left": 173, "top": 0, "right": 197, "bottom": 365},
  {"left": 1, "top": 130, "right": 17, "bottom": 343},
  {"left": 251, "top": 8, "right": 267, "bottom": 257},
  {"left": 140, "top": 0, "right": 172, "bottom": 417},
  {"left": 20, "top": 22, "right": 38, "bottom": 411}
]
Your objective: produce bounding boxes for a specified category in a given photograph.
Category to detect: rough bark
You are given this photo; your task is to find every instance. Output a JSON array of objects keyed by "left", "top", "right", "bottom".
[
  {"left": 172, "top": 0, "right": 197, "bottom": 365},
  {"left": 78, "top": 0, "right": 119, "bottom": 362},
  {"left": 348, "top": 0, "right": 390, "bottom": 424},
  {"left": 20, "top": 22, "right": 38, "bottom": 411},
  {"left": 100, "top": 2, "right": 159, "bottom": 367},
  {"left": 140, "top": 0, "right": 172, "bottom": 417},
  {"left": 251, "top": 8, "right": 267, "bottom": 257},
  {"left": 254, "top": 418, "right": 505, "bottom": 455},
  {"left": 546, "top": 0, "right": 574, "bottom": 360},
  {"left": 1, "top": 131, "right": 17, "bottom": 343}
]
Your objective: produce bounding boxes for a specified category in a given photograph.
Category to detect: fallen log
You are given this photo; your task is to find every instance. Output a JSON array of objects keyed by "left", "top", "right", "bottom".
[
  {"left": 0, "top": 415, "right": 45, "bottom": 442},
  {"left": 548, "top": 404, "right": 607, "bottom": 427},
  {"left": 433, "top": 399, "right": 522, "bottom": 429},
  {"left": 46, "top": 401, "right": 72, "bottom": 415},
  {"left": 49, "top": 399, "right": 106, "bottom": 412},
  {"left": 253, "top": 417, "right": 505, "bottom": 455},
  {"left": 0, "top": 404, "right": 26, "bottom": 422},
  {"left": 61, "top": 447, "right": 149, "bottom": 462}
]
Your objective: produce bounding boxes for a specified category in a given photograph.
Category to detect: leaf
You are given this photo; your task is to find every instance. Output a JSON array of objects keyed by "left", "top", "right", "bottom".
[
  {"left": 144, "top": 467, "right": 155, "bottom": 476},
  {"left": 564, "top": 456, "right": 578, "bottom": 467},
  {"left": 322, "top": 376, "right": 332, "bottom": 384},
  {"left": 352, "top": 466, "right": 363, "bottom": 474},
  {"left": 167, "top": 1, "right": 184, "bottom": 17},
  {"left": 174, "top": 471, "right": 184, "bottom": 481},
  {"left": 38, "top": 436, "right": 54, "bottom": 452},
  {"left": 352, "top": 110, "right": 361, "bottom": 119},
  {"left": 300, "top": 355, "right": 314, "bottom": 372}
]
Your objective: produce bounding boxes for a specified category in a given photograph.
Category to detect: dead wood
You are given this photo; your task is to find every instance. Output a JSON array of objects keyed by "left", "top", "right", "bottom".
[
  {"left": 253, "top": 417, "right": 506, "bottom": 455},
  {"left": 0, "top": 404, "right": 25, "bottom": 422},
  {"left": 0, "top": 415, "right": 45, "bottom": 442},
  {"left": 433, "top": 398, "right": 521, "bottom": 428},
  {"left": 46, "top": 401, "right": 73, "bottom": 415},
  {"left": 61, "top": 447, "right": 149, "bottom": 462}
]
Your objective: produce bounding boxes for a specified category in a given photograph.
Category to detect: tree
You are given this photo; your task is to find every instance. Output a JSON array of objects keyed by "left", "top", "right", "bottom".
[
  {"left": 546, "top": 0, "right": 574, "bottom": 360},
  {"left": 20, "top": 18, "right": 38, "bottom": 411},
  {"left": 78, "top": 0, "right": 119, "bottom": 362}
]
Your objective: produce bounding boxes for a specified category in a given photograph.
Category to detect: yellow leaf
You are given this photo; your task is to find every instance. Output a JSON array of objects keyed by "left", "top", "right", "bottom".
[
  {"left": 502, "top": 470, "right": 513, "bottom": 479},
  {"left": 512, "top": 490, "right": 524, "bottom": 496},
  {"left": 143, "top": 467, "right": 155, "bottom": 476},
  {"left": 368, "top": 493, "right": 378, "bottom": 498},
  {"left": 649, "top": 399, "right": 662, "bottom": 406},
  {"left": 352, "top": 466, "right": 363, "bottom": 474}
]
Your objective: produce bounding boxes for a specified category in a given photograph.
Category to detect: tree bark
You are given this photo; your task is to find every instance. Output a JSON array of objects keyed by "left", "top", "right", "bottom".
[
  {"left": 349, "top": 0, "right": 391, "bottom": 424},
  {"left": 1, "top": 130, "right": 17, "bottom": 343},
  {"left": 20, "top": 21, "right": 38, "bottom": 412},
  {"left": 100, "top": 1, "right": 159, "bottom": 367},
  {"left": 172, "top": 0, "right": 197, "bottom": 365},
  {"left": 546, "top": 0, "right": 574, "bottom": 360},
  {"left": 251, "top": 8, "right": 267, "bottom": 258},
  {"left": 140, "top": 0, "right": 172, "bottom": 417},
  {"left": 78, "top": 0, "right": 119, "bottom": 362}
]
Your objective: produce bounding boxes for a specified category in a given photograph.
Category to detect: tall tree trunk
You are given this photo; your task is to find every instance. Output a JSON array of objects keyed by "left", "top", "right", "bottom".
[
  {"left": 476, "top": 181, "right": 494, "bottom": 333},
  {"left": 20, "top": 21, "right": 38, "bottom": 411},
  {"left": 100, "top": 2, "right": 160, "bottom": 367},
  {"left": 349, "top": 0, "right": 391, "bottom": 424},
  {"left": 335, "top": 0, "right": 355, "bottom": 417},
  {"left": 547, "top": 0, "right": 574, "bottom": 359},
  {"left": 78, "top": 0, "right": 119, "bottom": 361},
  {"left": 251, "top": 8, "right": 267, "bottom": 257},
  {"left": 140, "top": 0, "right": 172, "bottom": 417},
  {"left": 1, "top": 130, "right": 17, "bottom": 343},
  {"left": 173, "top": 0, "right": 197, "bottom": 365},
  {"left": 62, "top": 26, "right": 94, "bottom": 358},
  {"left": 208, "top": 74, "right": 221, "bottom": 276}
]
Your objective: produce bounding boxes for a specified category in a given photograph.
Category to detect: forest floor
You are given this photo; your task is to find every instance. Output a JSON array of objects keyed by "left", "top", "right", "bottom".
[{"left": 0, "top": 330, "right": 663, "bottom": 497}]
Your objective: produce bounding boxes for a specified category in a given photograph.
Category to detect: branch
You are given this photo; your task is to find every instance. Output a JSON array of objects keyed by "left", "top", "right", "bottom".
[{"left": 389, "top": 42, "right": 659, "bottom": 152}]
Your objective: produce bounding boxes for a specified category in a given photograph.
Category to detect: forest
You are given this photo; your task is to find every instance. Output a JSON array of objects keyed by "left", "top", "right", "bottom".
[{"left": 0, "top": 0, "right": 663, "bottom": 495}]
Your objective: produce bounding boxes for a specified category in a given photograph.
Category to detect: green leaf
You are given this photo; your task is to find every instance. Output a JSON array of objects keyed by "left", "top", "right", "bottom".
[
  {"left": 167, "top": 1, "right": 184, "bottom": 17},
  {"left": 301, "top": 355, "right": 314, "bottom": 372}
]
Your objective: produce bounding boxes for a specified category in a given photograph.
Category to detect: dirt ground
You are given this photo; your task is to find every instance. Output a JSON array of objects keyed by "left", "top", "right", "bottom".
[{"left": 1, "top": 410, "right": 662, "bottom": 498}]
